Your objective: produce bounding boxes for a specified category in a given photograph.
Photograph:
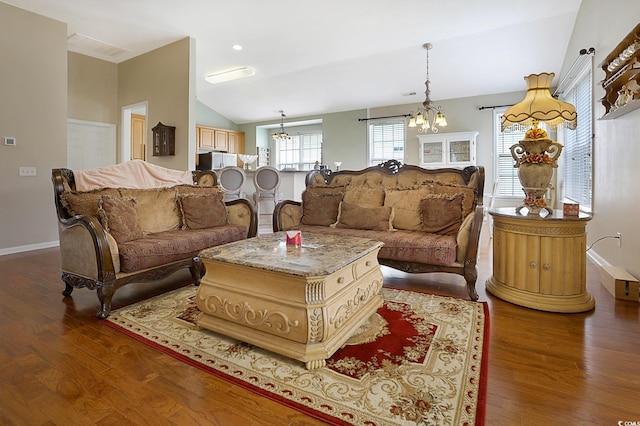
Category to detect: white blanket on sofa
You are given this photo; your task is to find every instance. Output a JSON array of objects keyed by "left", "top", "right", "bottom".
[{"left": 74, "top": 160, "right": 193, "bottom": 191}]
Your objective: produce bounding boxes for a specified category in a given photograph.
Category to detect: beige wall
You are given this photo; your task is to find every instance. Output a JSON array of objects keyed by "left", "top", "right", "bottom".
[
  {"left": 0, "top": 3, "right": 67, "bottom": 253},
  {"left": 68, "top": 52, "right": 118, "bottom": 123},
  {"left": 118, "top": 37, "right": 196, "bottom": 170},
  {"left": 563, "top": 0, "right": 640, "bottom": 278}
]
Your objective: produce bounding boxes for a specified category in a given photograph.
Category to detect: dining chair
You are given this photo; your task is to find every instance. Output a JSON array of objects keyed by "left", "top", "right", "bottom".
[
  {"left": 252, "top": 166, "right": 281, "bottom": 216},
  {"left": 217, "top": 166, "right": 246, "bottom": 200}
]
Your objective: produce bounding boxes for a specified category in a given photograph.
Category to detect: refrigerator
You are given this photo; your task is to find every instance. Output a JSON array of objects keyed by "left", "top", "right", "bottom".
[{"left": 198, "top": 152, "right": 237, "bottom": 170}]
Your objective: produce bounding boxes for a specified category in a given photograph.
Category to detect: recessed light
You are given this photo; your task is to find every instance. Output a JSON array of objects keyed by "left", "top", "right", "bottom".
[
  {"left": 232, "top": 44, "right": 243, "bottom": 51},
  {"left": 205, "top": 67, "right": 255, "bottom": 84}
]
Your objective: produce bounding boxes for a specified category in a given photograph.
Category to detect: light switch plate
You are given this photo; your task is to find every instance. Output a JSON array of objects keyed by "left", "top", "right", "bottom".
[{"left": 4, "top": 137, "right": 16, "bottom": 146}]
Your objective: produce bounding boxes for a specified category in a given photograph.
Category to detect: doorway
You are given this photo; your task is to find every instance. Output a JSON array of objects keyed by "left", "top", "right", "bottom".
[{"left": 122, "top": 101, "right": 148, "bottom": 162}]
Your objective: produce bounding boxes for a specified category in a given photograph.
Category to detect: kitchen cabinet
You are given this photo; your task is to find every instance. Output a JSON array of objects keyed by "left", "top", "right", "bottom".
[
  {"left": 418, "top": 131, "right": 477, "bottom": 168},
  {"left": 197, "top": 125, "right": 244, "bottom": 154},
  {"left": 485, "top": 207, "right": 595, "bottom": 313}
]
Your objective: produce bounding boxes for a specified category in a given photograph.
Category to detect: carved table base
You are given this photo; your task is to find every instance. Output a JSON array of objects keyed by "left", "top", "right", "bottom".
[{"left": 196, "top": 233, "right": 384, "bottom": 369}]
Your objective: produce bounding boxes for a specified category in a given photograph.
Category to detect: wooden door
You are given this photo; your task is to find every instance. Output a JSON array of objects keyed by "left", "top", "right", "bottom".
[{"left": 131, "top": 114, "right": 146, "bottom": 160}]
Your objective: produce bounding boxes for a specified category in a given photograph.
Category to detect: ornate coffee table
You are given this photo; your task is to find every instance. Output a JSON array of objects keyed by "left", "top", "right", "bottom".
[{"left": 196, "top": 232, "right": 384, "bottom": 369}]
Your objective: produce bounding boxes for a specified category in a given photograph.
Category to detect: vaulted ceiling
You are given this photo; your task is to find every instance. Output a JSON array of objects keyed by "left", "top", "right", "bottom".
[{"left": 5, "top": 0, "right": 582, "bottom": 123}]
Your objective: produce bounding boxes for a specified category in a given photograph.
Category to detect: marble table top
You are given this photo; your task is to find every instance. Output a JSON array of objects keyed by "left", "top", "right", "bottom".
[{"left": 199, "top": 232, "right": 383, "bottom": 277}]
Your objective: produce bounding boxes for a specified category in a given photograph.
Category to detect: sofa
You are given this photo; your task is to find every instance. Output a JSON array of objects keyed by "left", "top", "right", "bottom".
[
  {"left": 273, "top": 160, "right": 485, "bottom": 300},
  {"left": 51, "top": 161, "right": 257, "bottom": 319}
]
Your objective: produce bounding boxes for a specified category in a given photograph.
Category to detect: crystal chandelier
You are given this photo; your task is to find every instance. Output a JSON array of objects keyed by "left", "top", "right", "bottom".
[
  {"left": 408, "top": 43, "right": 448, "bottom": 134},
  {"left": 272, "top": 110, "right": 292, "bottom": 141}
]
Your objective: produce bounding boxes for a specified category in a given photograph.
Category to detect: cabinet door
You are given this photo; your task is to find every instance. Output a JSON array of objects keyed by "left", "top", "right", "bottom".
[
  {"left": 448, "top": 139, "right": 472, "bottom": 165},
  {"left": 214, "top": 130, "right": 228, "bottom": 151},
  {"left": 420, "top": 139, "right": 445, "bottom": 167},
  {"left": 493, "top": 228, "right": 540, "bottom": 292},
  {"left": 539, "top": 235, "right": 586, "bottom": 295},
  {"left": 228, "top": 132, "right": 238, "bottom": 153},
  {"left": 198, "top": 127, "right": 215, "bottom": 149}
]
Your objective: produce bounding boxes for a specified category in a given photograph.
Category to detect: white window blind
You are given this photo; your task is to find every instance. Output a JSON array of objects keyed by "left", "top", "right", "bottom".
[
  {"left": 369, "top": 121, "right": 405, "bottom": 165},
  {"left": 494, "top": 110, "right": 528, "bottom": 197},
  {"left": 561, "top": 68, "right": 592, "bottom": 210}
]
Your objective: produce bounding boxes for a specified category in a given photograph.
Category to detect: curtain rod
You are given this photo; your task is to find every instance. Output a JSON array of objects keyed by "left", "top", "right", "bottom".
[
  {"left": 358, "top": 114, "right": 410, "bottom": 122},
  {"left": 554, "top": 47, "right": 595, "bottom": 97},
  {"left": 478, "top": 104, "right": 513, "bottom": 111}
]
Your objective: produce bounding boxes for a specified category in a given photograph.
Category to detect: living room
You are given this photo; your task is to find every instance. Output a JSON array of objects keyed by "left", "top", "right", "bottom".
[{"left": 1, "top": 0, "right": 639, "bottom": 424}]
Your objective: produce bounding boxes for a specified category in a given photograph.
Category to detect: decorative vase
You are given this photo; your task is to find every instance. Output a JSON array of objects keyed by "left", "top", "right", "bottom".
[{"left": 510, "top": 132, "right": 562, "bottom": 215}]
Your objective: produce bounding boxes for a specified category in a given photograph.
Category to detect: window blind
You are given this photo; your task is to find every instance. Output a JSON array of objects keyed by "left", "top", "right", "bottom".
[
  {"left": 494, "top": 111, "right": 527, "bottom": 197},
  {"left": 562, "top": 67, "right": 592, "bottom": 210},
  {"left": 369, "top": 121, "right": 405, "bottom": 165}
]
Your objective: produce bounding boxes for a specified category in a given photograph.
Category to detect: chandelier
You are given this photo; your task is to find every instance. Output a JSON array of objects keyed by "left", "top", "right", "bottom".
[
  {"left": 408, "top": 43, "right": 448, "bottom": 134},
  {"left": 272, "top": 110, "right": 292, "bottom": 141}
]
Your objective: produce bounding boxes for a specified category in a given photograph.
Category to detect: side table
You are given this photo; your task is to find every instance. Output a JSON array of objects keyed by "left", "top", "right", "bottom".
[{"left": 486, "top": 207, "right": 595, "bottom": 313}]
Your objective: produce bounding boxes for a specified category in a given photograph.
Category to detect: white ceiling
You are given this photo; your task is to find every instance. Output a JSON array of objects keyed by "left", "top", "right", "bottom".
[{"left": 5, "top": 0, "right": 582, "bottom": 124}]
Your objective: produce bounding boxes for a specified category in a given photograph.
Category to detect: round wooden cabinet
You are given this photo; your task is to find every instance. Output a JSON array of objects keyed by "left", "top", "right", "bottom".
[{"left": 486, "top": 207, "right": 595, "bottom": 313}]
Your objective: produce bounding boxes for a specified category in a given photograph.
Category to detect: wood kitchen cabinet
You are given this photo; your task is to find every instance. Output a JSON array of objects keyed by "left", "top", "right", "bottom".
[
  {"left": 197, "top": 125, "right": 245, "bottom": 154},
  {"left": 486, "top": 207, "right": 595, "bottom": 313}
]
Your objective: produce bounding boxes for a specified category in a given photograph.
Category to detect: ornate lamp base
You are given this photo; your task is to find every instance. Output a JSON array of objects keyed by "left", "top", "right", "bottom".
[{"left": 515, "top": 186, "right": 552, "bottom": 216}]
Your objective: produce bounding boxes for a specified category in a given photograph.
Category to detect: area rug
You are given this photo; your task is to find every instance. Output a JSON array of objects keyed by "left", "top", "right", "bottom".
[{"left": 104, "top": 286, "right": 489, "bottom": 425}]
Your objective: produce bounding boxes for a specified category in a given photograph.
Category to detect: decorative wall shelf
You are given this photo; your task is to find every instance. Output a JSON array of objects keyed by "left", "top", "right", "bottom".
[
  {"left": 600, "top": 23, "right": 640, "bottom": 120},
  {"left": 152, "top": 122, "right": 175, "bottom": 156}
]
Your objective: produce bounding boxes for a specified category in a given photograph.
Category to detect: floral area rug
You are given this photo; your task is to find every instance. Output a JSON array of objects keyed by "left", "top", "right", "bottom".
[{"left": 105, "top": 286, "right": 489, "bottom": 425}]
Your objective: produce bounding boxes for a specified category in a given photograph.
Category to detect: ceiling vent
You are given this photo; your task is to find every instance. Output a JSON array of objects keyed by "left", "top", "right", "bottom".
[{"left": 67, "top": 33, "right": 129, "bottom": 61}]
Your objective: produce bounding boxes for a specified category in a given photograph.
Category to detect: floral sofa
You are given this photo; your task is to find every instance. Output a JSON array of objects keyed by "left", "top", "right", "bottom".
[
  {"left": 51, "top": 161, "right": 257, "bottom": 319},
  {"left": 273, "top": 160, "right": 485, "bottom": 300}
]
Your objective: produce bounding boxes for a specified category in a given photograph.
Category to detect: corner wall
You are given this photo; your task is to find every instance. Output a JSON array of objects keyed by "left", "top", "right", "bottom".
[
  {"left": 118, "top": 37, "right": 196, "bottom": 171},
  {"left": 562, "top": 0, "right": 640, "bottom": 278},
  {"left": 0, "top": 3, "right": 67, "bottom": 253}
]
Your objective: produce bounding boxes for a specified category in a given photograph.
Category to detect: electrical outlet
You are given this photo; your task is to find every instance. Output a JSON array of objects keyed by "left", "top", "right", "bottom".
[
  {"left": 616, "top": 232, "right": 622, "bottom": 247},
  {"left": 19, "top": 167, "right": 37, "bottom": 177}
]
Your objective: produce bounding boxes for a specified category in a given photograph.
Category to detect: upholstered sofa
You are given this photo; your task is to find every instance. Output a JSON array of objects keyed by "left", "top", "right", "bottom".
[
  {"left": 51, "top": 161, "right": 257, "bottom": 319},
  {"left": 273, "top": 160, "right": 485, "bottom": 300}
]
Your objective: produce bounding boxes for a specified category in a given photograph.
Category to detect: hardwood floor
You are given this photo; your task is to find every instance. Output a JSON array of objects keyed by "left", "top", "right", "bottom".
[{"left": 1, "top": 228, "right": 638, "bottom": 425}]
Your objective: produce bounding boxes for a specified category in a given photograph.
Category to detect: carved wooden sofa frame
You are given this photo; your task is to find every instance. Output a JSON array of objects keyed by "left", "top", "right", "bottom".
[
  {"left": 273, "top": 160, "right": 485, "bottom": 300},
  {"left": 52, "top": 168, "right": 257, "bottom": 319}
]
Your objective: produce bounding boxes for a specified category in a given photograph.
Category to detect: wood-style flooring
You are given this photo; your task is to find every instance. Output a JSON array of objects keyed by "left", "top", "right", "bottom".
[{"left": 1, "top": 226, "right": 638, "bottom": 425}]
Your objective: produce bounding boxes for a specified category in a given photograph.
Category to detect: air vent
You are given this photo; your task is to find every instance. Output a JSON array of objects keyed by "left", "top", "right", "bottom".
[{"left": 67, "top": 33, "right": 129, "bottom": 61}]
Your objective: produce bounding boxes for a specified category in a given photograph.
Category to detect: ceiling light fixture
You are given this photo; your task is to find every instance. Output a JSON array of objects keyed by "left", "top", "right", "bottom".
[
  {"left": 408, "top": 43, "right": 448, "bottom": 134},
  {"left": 272, "top": 110, "right": 292, "bottom": 141},
  {"left": 205, "top": 66, "right": 255, "bottom": 84}
]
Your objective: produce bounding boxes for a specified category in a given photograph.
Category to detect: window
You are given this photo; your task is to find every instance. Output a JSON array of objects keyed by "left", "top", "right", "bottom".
[
  {"left": 561, "top": 67, "right": 592, "bottom": 211},
  {"left": 369, "top": 121, "right": 405, "bottom": 165},
  {"left": 277, "top": 132, "right": 323, "bottom": 170},
  {"left": 494, "top": 110, "right": 529, "bottom": 197}
]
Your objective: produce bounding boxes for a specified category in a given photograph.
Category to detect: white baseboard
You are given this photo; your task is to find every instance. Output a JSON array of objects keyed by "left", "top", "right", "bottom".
[
  {"left": 587, "top": 249, "right": 611, "bottom": 269},
  {"left": 0, "top": 241, "right": 59, "bottom": 257}
]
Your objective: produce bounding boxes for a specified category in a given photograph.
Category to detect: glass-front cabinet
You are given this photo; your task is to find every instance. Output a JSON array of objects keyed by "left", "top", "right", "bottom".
[{"left": 418, "top": 131, "right": 478, "bottom": 168}]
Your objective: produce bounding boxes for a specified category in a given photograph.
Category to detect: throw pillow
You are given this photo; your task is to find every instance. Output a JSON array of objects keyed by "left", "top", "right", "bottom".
[
  {"left": 98, "top": 196, "right": 144, "bottom": 244},
  {"left": 420, "top": 194, "right": 464, "bottom": 235},
  {"left": 120, "top": 187, "right": 181, "bottom": 234},
  {"left": 342, "top": 183, "right": 385, "bottom": 208},
  {"left": 383, "top": 186, "right": 425, "bottom": 231},
  {"left": 300, "top": 187, "right": 345, "bottom": 226},
  {"left": 333, "top": 202, "right": 395, "bottom": 231},
  {"left": 424, "top": 182, "right": 476, "bottom": 218},
  {"left": 60, "top": 188, "right": 121, "bottom": 219},
  {"left": 178, "top": 193, "right": 227, "bottom": 230}
]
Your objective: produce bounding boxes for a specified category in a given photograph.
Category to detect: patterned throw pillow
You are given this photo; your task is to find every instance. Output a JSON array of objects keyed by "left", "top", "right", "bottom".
[
  {"left": 333, "top": 202, "right": 395, "bottom": 231},
  {"left": 61, "top": 188, "right": 121, "bottom": 219},
  {"left": 419, "top": 194, "right": 464, "bottom": 235},
  {"left": 178, "top": 193, "right": 227, "bottom": 230},
  {"left": 98, "top": 196, "right": 144, "bottom": 244},
  {"left": 300, "top": 187, "right": 345, "bottom": 226}
]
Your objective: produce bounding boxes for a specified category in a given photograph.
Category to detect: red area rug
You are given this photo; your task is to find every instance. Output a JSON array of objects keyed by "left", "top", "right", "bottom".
[{"left": 105, "top": 287, "right": 489, "bottom": 425}]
